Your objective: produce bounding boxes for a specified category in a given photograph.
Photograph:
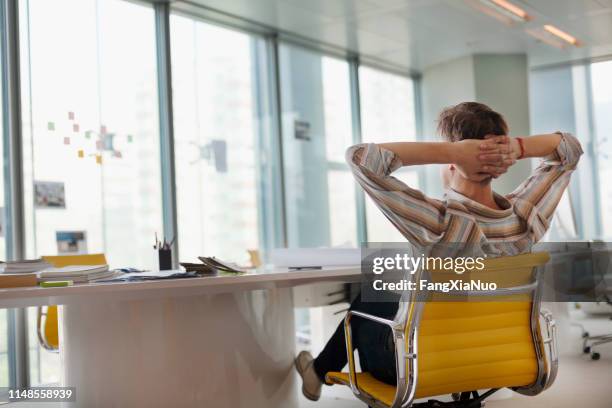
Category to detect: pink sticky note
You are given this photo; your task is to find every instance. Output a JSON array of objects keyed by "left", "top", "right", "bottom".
[
  {"left": 96, "top": 140, "right": 103, "bottom": 150},
  {"left": 113, "top": 150, "right": 122, "bottom": 158},
  {"left": 73, "top": 123, "right": 79, "bottom": 132},
  {"left": 100, "top": 125, "right": 107, "bottom": 135},
  {"left": 64, "top": 137, "right": 70, "bottom": 145},
  {"left": 68, "top": 111, "right": 75, "bottom": 120}
]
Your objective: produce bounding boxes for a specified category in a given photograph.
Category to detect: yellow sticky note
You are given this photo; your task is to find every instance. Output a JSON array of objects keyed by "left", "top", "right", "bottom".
[
  {"left": 77, "top": 149, "right": 84, "bottom": 158},
  {"left": 95, "top": 154, "right": 103, "bottom": 164}
]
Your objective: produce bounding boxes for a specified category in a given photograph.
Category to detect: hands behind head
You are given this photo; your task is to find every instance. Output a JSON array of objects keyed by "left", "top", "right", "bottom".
[{"left": 453, "top": 135, "right": 520, "bottom": 182}]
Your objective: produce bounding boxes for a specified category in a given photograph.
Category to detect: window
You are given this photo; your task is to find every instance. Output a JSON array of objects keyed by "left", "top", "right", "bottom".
[
  {"left": 359, "top": 66, "right": 418, "bottom": 242},
  {"left": 0, "top": 9, "right": 6, "bottom": 387},
  {"left": 591, "top": 60, "right": 612, "bottom": 237},
  {"left": 0, "top": 311, "right": 6, "bottom": 388},
  {"left": 279, "top": 44, "right": 357, "bottom": 247},
  {"left": 20, "top": 0, "right": 161, "bottom": 385},
  {"left": 171, "top": 16, "right": 280, "bottom": 264}
]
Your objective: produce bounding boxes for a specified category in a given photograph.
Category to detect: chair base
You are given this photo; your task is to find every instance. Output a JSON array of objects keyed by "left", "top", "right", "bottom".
[{"left": 408, "top": 389, "right": 498, "bottom": 408}]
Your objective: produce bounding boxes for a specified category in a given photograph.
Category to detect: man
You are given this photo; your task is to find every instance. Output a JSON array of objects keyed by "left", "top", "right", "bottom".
[{"left": 295, "top": 102, "right": 583, "bottom": 401}]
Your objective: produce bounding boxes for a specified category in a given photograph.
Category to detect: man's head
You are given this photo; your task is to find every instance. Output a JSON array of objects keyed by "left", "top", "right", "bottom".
[
  {"left": 438, "top": 102, "right": 509, "bottom": 188},
  {"left": 438, "top": 102, "right": 508, "bottom": 142}
]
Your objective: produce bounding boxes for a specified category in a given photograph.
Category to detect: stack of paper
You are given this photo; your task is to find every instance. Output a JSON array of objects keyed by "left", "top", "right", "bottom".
[
  {"left": 38, "top": 264, "right": 117, "bottom": 283},
  {"left": 1, "top": 258, "right": 52, "bottom": 274},
  {"left": 180, "top": 257, "right": 247, "bottom": 275}
]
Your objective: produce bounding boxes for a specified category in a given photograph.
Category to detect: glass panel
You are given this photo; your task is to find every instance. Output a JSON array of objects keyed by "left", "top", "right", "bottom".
[
  {"left": 171, "top": 16, "right": 278, "bottom": 264},
  {"left": 359, "top": 66, "right": 417, "bottom": 242},
  {"left": 22, "top": 0, "right": 161, "bottom": 268},
  {"left": 0, "top": 1, "right": 6, "bottom": 386},
  {"left": 20, "top": 0, "right": 160, "bottom": 386},
  {"left": 591, "top": 60, "right": 612, "bottom": 237},
  {"left": 279, "top": 44, "right": 357, "bottom": 248},
  {"left": 0, "top": 310, "right": 7, "bottom": 388}
]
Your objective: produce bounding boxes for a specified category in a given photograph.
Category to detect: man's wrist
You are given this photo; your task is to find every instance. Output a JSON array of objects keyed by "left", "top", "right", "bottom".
[{"left": 511, "top": 138, "right": 523, "bottom": 159}]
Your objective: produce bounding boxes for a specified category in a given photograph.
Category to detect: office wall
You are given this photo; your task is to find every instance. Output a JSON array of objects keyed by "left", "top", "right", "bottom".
[
  {"left": 473, "top": 54, "right": 531, "bottom": 195},
  {"left": 421, "top": 56, "right": 476, "bottom": 198},
  {"left": 420, "top": 54, "right": 531, "bottom": 198}
]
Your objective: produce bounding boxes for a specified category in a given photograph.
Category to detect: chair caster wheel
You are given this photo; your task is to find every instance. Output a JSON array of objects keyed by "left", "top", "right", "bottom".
[
  {"left": 582, "top": 331, "right": 590, "bottom": 338},
  {"left": 591, "top": 352, "right": 600, "bottom": 361},
  {"left": 583, "top": 346, "right": 591, "bottom": 354}
]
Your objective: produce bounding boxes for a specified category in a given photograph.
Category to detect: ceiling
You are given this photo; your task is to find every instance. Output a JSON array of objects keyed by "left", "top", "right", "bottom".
[{"left": 173, "top": 0, "right": 612, "bottom": 73}]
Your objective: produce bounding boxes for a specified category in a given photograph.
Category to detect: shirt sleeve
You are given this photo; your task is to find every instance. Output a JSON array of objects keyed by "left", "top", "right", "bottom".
[
  {"left": 507, "top": 132, "right": 583, "bottom": 240},
  {"left": 346, "top": 143, "right": 448, "bottom": 246}
]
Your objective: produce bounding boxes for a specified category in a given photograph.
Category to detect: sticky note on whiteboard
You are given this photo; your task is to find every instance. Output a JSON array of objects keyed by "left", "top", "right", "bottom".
[
  {"left": 95, "top": 155, "right": 102, "bottom": 164},
  {"left": 63, "top": 137, "right": 70, "bottom": 145},
  {"left": 47, "top": 122, "right": 55, "bottom": 131},
  {"left": 77, "top": 149, "right": 84, "bottom": 158},
  {"left": 68, "top": 111, "right": 75, "bottom": 120},
  {"left": 73, "top": 124, "right": 79, "bottom": 133}
]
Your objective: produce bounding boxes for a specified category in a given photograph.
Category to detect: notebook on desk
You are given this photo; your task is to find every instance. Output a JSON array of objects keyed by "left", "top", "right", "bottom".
[{"left": 38, "top": 264, "right": 117, "bottom": 283}]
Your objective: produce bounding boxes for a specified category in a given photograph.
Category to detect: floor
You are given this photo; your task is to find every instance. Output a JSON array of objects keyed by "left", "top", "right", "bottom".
[
  {"left": 4, "top": 312, "right": 611, "bottom": 408},
  {"left": 300, "top": 311, "right": 612, "bottom": 408}
]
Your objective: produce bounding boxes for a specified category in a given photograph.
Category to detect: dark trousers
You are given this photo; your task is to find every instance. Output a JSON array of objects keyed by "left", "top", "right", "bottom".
[{"left": 312, "top": 293, "right": 399, "bottom": 385}]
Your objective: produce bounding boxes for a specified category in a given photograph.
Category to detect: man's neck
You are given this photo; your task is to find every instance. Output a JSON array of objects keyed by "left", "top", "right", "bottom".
[{"left": 451, "top": 179, "right": 499, "bottom": 210}]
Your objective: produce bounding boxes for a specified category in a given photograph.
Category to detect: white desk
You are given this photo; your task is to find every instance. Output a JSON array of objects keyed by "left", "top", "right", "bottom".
[{"left": 0, "top": 266, "right": 361, "bottom": 408}]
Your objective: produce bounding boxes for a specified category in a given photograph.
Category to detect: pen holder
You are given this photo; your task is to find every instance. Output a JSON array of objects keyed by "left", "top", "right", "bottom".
[{"left": 158, "top": 248, "right": 172, "bottom": 271}]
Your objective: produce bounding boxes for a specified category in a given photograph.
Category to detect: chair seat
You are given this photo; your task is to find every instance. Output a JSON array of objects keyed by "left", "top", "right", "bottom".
[
  {"left": 326, "top": 367, "right": 537, "bottom": 408},
  {"left": 326, "top": 372, "right": 396, "bottom": 407}
]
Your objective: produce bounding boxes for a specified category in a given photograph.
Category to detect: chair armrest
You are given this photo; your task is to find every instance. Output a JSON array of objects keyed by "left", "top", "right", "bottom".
[
  {"left": 539, "top": 309, "right": 558, "bottom": 390},
  {"left": 343, "top": 310, "right": 415, "bottom": 408}
]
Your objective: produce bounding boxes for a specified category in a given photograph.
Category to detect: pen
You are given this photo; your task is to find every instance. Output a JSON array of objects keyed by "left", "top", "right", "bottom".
[{"left": 289, "top": 266, "right": 322, "bottom": 270}]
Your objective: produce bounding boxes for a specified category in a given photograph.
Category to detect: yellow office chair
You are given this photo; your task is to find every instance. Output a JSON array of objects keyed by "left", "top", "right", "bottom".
[
  {"left": 36, "top": 254, "right": 108, "bottom": 351},
  {"left": 326, "top": 252, "right": 557, "bottom": 408}
]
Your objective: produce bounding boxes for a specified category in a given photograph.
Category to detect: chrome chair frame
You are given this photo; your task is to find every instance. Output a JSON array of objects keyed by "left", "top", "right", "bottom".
[{"left": 342, "top": 264, "right": 558, "bottom": 408}]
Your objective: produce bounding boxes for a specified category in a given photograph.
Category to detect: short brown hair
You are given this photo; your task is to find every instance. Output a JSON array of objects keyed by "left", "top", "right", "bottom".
[{"left": 437, "top": 102, "right": 508, "bottom": 142}]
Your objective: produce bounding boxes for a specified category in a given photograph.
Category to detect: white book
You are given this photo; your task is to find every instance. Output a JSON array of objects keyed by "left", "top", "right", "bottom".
[
  {"left": 38, "top": 264, "right": 109, "bottom": 279},
  {"left": 1, "top": 259, "right": 52, "bottom": 274}
]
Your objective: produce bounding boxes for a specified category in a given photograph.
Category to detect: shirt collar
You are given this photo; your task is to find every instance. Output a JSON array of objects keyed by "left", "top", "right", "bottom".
[{"left": 444, "top": 188, "right": 513, "bottom": 218}]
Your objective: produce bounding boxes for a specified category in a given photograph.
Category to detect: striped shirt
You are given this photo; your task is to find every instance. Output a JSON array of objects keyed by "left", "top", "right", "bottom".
[{"left": 346, "top": 132, "right": 583, "bottom": 256}]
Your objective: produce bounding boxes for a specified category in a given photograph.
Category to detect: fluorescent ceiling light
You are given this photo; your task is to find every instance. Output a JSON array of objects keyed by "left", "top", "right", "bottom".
[
  {"left": 489, "top": 0, "right": 530, "bottom": 20},
  {"left": 479, "top": 0, "right": 531, "bottom": 22},
  {"left": 543, "top": 24, "right": 580, "bottom": 46}
]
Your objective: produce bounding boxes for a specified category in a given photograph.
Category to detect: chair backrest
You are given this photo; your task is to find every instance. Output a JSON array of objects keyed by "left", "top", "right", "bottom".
[
  {"left": 398, "top": 252, "right": 552, "bottom": 402},
  {"left": 38, "top": 254, "right": 108, "bottom": 351}
]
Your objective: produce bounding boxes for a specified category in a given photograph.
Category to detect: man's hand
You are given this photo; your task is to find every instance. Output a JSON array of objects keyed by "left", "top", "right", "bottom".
[
  {"left": 477, "top": 135, "right": 520, "bottom": 178},
  {"left": 451, "top": 135, "right": 518, "bottom": 181}
]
